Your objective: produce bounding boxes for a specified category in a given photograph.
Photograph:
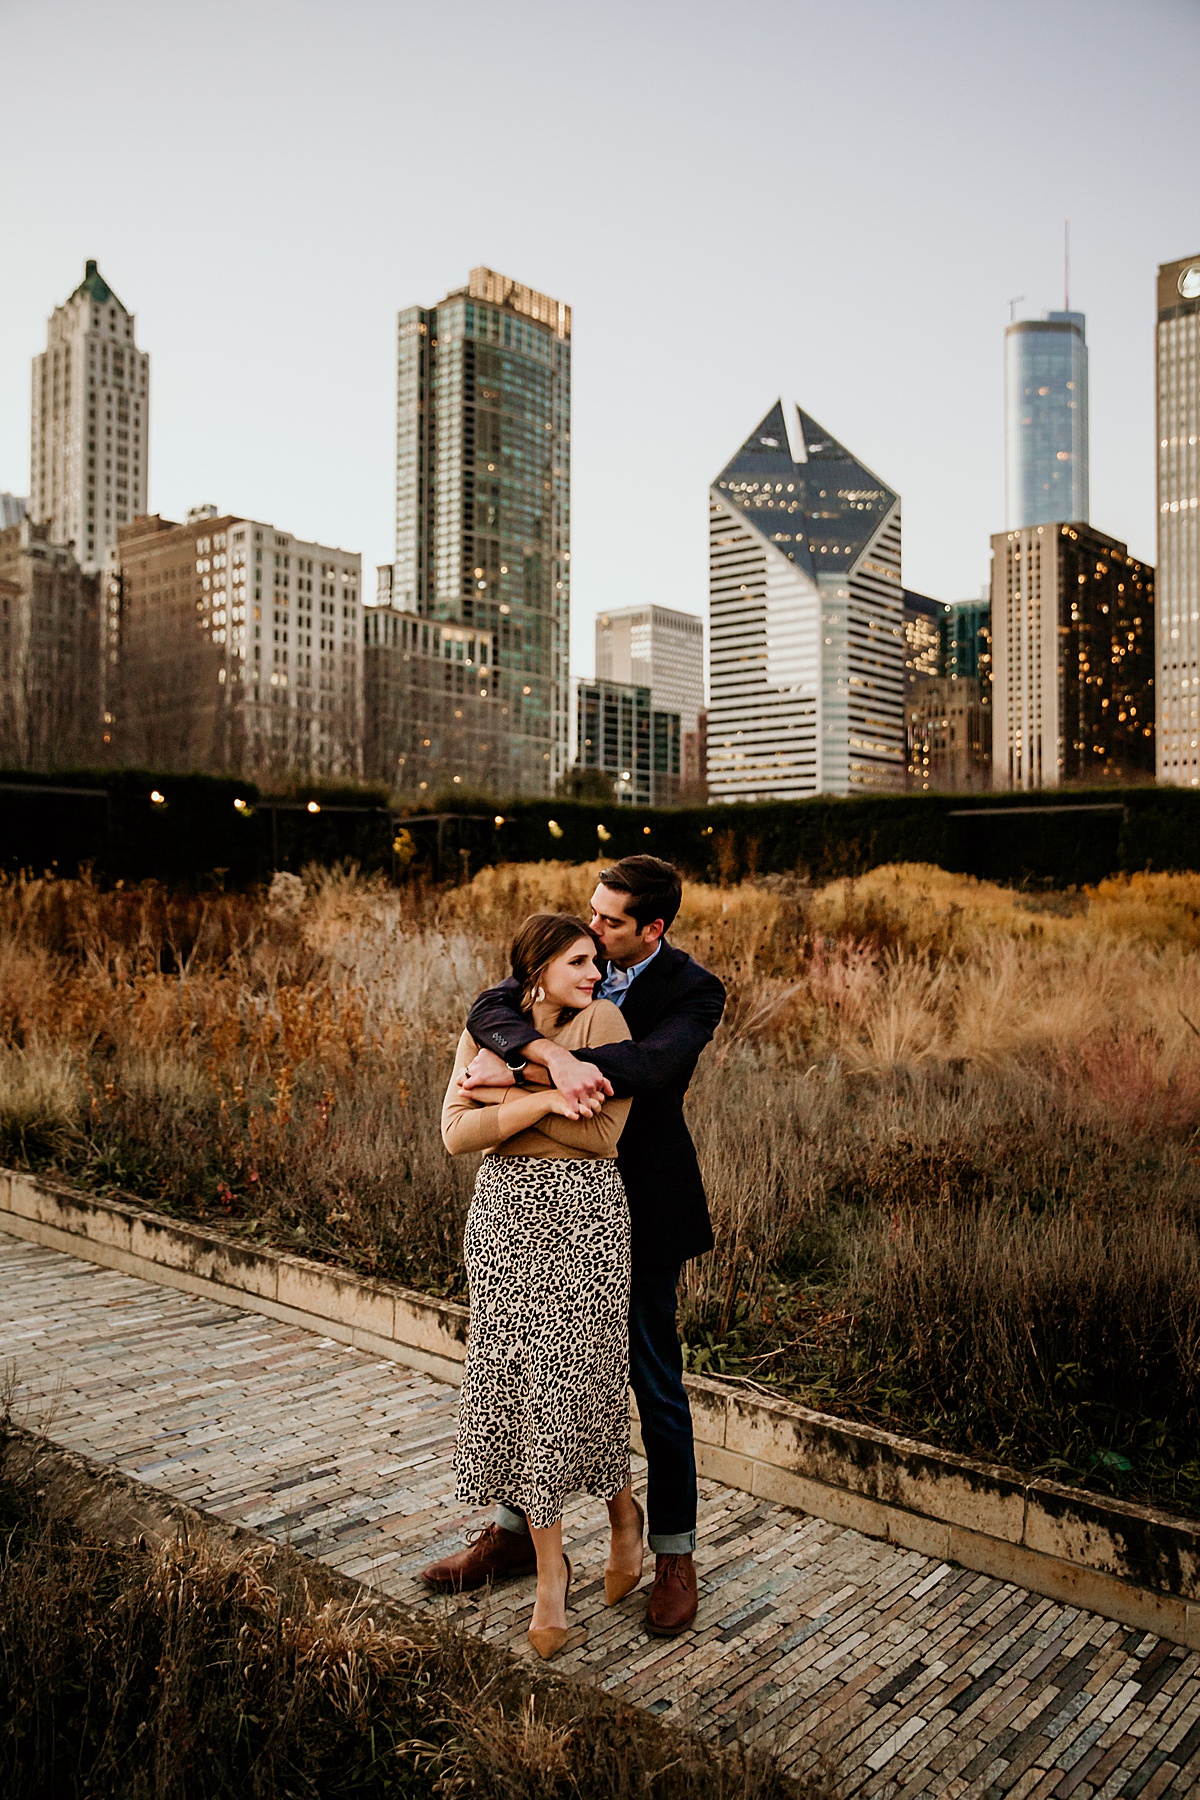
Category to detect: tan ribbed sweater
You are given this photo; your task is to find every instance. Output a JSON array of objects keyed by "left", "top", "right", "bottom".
[{"left": 441, "top": 997, "right": 631, "bottom": 1160}]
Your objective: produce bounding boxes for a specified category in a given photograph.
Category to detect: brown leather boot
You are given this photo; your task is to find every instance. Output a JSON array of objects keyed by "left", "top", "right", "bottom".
[
  {"left": 421, "top": 1523, "right": 537, "bottom": 1593},
  {"left": 644, "top": 1552, "right": 698, "bottom": 1636}
]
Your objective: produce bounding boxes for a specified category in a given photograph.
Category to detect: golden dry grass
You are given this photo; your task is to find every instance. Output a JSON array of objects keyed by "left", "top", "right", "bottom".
[{"left": 3, "top": 859, "right": 1200, "bottom": 1508}]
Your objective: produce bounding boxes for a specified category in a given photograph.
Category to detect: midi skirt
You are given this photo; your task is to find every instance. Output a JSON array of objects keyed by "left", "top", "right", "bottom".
[{"left": 454, "top": 1154, "right": 631, "bottom": 1529}]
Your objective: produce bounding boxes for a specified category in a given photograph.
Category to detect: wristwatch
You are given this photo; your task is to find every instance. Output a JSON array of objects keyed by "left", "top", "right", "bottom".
[{"left": 504, "top": 1052, "right": 528, "bottom": 1078}]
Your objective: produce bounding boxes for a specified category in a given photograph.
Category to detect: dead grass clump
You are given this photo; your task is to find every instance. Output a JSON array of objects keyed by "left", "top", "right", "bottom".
[{"left": 0, "top": 1461, "right": 816, "bottom": 1800}]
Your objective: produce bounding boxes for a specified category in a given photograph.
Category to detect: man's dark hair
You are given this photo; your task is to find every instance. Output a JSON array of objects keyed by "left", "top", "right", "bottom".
[{"left": 598, "top": 855, "right": 683, "bottom": 933}]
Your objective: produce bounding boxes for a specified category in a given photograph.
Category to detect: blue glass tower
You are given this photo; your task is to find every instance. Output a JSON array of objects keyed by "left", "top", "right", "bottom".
[{"left": 1004, "top": 312, "right": 1089, "bottom": 529}]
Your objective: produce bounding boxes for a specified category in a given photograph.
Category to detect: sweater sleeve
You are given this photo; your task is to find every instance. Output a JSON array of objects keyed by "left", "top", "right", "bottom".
[
  {"left": 531, "top": 1001, "right": 632, "bottom": 1155},
  {"left": 441, "top": 1032, "right": 518, "bottom": 1154}
]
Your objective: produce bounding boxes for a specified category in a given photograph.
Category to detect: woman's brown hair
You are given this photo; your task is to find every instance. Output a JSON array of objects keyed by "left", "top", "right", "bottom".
[{"left": 510, "top": 912, "right": 600, "bottom": 1015}]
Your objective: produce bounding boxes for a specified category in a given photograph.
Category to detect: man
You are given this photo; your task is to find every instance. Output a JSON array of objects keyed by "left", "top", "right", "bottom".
[{"left": 421, "top": 854, "right": 725, "bottom": 1636}]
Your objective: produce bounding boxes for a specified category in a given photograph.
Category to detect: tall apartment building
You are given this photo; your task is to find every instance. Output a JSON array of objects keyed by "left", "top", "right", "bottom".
[
  {"left": 31, "top": 261, "right": 149, "bottom": 572},
  {"left": 395, "top": 266, "right": 570, "bottom": 797},
  {"left": 575, "top": 678, "right": 681, "bottom": 806},
  {"left": 1156, "top": 252, "right": 1200, "bottom": 785},
  {"left": 594, "top": 604, "right": 704, "bottom": 732},
  {"left": 708, "top": 401, "right": 904, "bottom": 800},
  {"left": 116, "top": 508, "right": 361, "bottom": 779},
  {"left": 902, "top": 590, "right": 943, "bottom": 688},
  {"left": 0, "top": 516, "right": 102, "bottom": 767},
  {"left": 1005, "top": 311, "right": 1089, "bottom": 530},
  {"left": 991, "top": 523, "right": 1154, "bottom": 789},
  {"left": 363, "top": 600, "right": 497, "bottom": 795}
]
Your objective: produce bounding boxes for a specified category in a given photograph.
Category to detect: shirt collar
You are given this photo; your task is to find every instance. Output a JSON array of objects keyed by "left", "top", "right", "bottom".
[{"left": 602, "top": 942, "right": 661, "bottom": 991}]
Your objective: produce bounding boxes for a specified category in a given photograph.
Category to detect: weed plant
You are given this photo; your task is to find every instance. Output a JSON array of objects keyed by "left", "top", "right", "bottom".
[
  {"left": 0, "top": 1450, "right": 809, "bottom": 1799},
  {"left": 3, "top": 860, "right": 1200, "bottom": 1510}
]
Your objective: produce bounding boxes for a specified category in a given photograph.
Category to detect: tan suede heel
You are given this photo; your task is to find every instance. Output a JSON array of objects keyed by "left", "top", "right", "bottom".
[
  {"left": 604, "top": 1497, "right": 645, "bottom": 1604},
  {"left": 527, "top": 1555, "right": 573, "bottom": 1660}
]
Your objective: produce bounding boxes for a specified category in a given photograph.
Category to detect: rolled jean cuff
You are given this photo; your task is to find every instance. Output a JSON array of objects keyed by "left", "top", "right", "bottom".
[
  {"left": 648, "top": 1529, "right": 696, "bottom": 1556},
  {"left": 495, "top": 1502, "right": 529, "bottom": 1537}
]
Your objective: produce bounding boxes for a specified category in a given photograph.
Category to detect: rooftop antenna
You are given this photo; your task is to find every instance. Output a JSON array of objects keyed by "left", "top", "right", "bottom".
[
  {"left": 1064, "top": 217, "right": 1070, "bottom": 312},
  {"left": 1008, "top": 295, "right": 1025, "bottom": 322}
]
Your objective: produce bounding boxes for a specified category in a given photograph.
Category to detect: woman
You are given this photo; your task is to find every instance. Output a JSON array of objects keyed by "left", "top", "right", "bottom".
[{"left": 441, "top": 912, "right": 645, "bottom": 1659}]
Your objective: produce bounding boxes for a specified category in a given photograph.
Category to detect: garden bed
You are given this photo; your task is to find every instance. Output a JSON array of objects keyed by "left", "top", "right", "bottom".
[{"left": 3, "top": 859, "right": 1200, "bottom": 1515}]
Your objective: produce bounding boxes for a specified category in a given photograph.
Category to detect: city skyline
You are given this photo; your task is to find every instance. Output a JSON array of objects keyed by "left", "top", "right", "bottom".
[{"left": 3, "top": 0, "right": 1196, "bottom": 687}]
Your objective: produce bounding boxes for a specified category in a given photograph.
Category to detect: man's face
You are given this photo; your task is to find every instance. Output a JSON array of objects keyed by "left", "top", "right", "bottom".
[{"left": 589, "top": 883, "right": 662, "bottom": 970}]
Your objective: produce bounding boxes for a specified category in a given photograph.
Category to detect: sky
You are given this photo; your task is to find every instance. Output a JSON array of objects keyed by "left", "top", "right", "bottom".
[{"left": 3, "top": 0, "right": 1198, "bottom": 682}]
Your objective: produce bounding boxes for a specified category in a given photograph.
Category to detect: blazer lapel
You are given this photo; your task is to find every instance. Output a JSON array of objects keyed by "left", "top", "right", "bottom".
[{"left": 618, "top": 940, "right": 682, "bottom": 1036}]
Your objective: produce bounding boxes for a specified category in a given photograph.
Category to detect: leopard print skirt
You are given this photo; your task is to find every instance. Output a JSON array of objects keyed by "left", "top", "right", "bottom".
[{"left": 455, "top": 1154, "right": 631, "bottom": 1529}]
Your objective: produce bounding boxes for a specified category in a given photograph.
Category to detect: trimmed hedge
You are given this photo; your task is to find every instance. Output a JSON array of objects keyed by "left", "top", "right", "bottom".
[
  {"left": 414, "top": 787, "right": 1200, "bottom": 890},
  {"left": 3, "top": 770, "right": 1198, "bottom": 889},
  {"left": 0, "top": 769, "right": 394, "bottom": 885}
]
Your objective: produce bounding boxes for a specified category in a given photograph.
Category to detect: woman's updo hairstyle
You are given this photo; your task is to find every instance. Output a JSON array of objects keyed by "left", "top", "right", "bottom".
[{"left": 510, "top": 912, "right": 600, "bottom": 1016}]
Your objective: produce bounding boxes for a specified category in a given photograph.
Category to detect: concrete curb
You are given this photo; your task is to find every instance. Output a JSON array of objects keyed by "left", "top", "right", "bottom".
[{"left": 3, "top": 1166, "right": 1198, "bottom": 1650}]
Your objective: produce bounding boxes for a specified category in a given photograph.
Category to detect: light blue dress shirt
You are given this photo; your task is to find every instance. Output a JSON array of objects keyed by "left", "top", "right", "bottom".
[{"left": 597, "top": 943, "right": 661, "bottom": 1007}]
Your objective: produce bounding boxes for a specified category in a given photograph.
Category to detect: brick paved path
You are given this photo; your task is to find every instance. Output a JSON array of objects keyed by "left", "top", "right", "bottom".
[{"left": 4, "top": 1231, "right": 1200, "bottom": 1798}]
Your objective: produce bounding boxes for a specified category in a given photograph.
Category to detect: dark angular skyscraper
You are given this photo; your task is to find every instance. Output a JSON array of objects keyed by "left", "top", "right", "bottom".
[
  {"left": 708, "top": 401, "right": 905, "bottom": 798},
  {"left": 394, "top": 268, "right": 570, "bottom": 796}
]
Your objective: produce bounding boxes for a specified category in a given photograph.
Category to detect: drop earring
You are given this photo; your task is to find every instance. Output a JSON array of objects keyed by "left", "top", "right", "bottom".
[{"left": 534, "top": 986, "right": 546, "bottom": 1003}]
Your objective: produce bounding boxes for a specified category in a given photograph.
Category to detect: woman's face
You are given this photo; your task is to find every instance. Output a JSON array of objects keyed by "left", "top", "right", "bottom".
[{"left": 540, "top": 937, "right": 601, "bottom": 1011}]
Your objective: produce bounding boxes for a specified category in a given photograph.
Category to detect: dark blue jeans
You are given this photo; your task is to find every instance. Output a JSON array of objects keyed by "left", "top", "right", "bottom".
[
  {"left": 629, "top": 1256, "right": 697, "bottom": 1555},
  {"left": 496, "top": 1255, "right": 698, "bottom": 1554}
]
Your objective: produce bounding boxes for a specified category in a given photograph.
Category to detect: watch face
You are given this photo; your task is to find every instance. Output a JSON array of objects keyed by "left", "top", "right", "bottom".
[{"left": 1179, "top": 265, "right": 1200, "bottom": 300}]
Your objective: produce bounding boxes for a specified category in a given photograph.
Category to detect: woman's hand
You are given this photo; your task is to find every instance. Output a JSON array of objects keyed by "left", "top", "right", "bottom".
[{"left": 546, "top": 1088, "right": 602, "bottom": 1121}]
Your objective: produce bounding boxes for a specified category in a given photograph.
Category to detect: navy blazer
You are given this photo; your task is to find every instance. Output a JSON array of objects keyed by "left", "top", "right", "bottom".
[{"left": 466, "top": 940, "right": 726, "bottom": 1267}]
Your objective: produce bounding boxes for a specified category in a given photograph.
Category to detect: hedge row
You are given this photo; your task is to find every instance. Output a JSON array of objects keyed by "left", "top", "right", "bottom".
[
  {"left": 0, "top": 770, "right": 394, "bottom": 885},
  {"left": 416, "top": 787, "right": 1199, "bottom": 890},
  {"left": 3, "top": 770, "right": 1199, "bottom": 890}
]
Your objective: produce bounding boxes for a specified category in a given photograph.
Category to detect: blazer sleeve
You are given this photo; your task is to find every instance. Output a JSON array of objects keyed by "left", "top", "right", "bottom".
[
  {"left": 466, "top": 977, "right": 541, "bottom": 1061},
  {"left": 533, "top": 1000, "right": 632, "bottom": 1155},
  {"left": 581, "top": 971, "right": 726, "bottom": 1097}
]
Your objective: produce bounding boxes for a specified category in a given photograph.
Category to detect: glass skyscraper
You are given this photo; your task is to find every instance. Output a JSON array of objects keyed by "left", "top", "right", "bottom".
[
  {"left": 1004, "top": 312, "right": 1089, "bottom": 529},
  {"left": 708, "top": 401, "right": 905, "bottom": 799},
  {"left": 395, "top": 267, "right": 571, "bottom": 796}
]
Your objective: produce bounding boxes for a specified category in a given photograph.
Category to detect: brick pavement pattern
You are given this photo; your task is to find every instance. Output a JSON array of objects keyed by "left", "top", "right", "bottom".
[{"left": 3, "top": 1230, "right": 1200, "bottom": 1799}]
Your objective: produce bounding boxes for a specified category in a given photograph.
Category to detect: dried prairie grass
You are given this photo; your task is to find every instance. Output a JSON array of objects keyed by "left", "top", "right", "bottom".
[{"left": 3, "top": 861, "right": 1200, "bottom": 1505}]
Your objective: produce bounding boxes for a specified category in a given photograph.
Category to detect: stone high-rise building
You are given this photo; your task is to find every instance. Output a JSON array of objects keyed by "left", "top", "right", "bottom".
[
  {"left": 0, "top": 517, "right": 102, "bottom": 767},
  {"left": 363, "top": 597, "right": 498, "bottom": 796},
  {"left": 1156, "top": 252, "right": 1200, "bottom": 786},
  {"left": 991, "top": 523, "right": 1154, "bottom": 788},
  {"left": 115, "top": 508, "right": 361, "bottom": 779},
  {"left": 31, "top": 261, "right": 149, "bottom": 572},
  {"left": 595, "top": 604, "right": 704, "bottom": 734},
  {"left": 395, "top": 267, "right": 571, "bottom": 796},
  {"left": 708, "top": 401, "right": 905, "bottom": 800}
]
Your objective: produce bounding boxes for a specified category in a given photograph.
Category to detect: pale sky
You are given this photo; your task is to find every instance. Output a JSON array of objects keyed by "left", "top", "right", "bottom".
[{"left": 3, "top": 0, "right": 1198, "bottom": 681}]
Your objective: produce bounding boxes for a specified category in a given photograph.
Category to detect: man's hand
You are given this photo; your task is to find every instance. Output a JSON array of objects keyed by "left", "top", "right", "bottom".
[
  {"left": 530, "top": 1040, "right": 613, "bottom": 1109},
  {"left": 459, "top": 1047, "right": 516, "bottom": 1092}
]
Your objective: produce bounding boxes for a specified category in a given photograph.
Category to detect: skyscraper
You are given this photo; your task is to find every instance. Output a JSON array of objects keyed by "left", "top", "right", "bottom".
[
  {"left": 1156, "top": 252, "right": 1200, "bottom": 786},
  {"left": 31, "top": 261, "right": 149, "bottom": 571},
  {"left": 594, "top": 604, "right": 704, "bottom": 733},
  {"left": 1004, "top": 311, "right": 1088, "bottom": 530},
  {"left": 115, "top": 508, "right": 361, "bottom": 778},
  {"left": 991, "top": 524, "right": 1154, "bottom": 789},
  {"left": 575, "top": 679, "right": 680, "bottom": 806},
  {"left": 395, "top": 267, "right": 571, "bottom": 796},
  {"left": 708, "top": 401, "right": 904, "bottom": 800}
]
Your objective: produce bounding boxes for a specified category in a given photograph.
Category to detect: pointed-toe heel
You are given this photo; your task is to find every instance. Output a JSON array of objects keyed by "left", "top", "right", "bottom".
[
  {"left": 527, "top": 1555, "right": 573, "bottom": 1661},
  {"left": 604, "top": 1497, "right": 645, "bottom": 1606}
]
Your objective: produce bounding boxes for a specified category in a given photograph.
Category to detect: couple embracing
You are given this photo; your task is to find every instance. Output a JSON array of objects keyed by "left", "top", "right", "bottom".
[{"left": 423, "top": 855, "right": 725, "bottom": 1658}]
